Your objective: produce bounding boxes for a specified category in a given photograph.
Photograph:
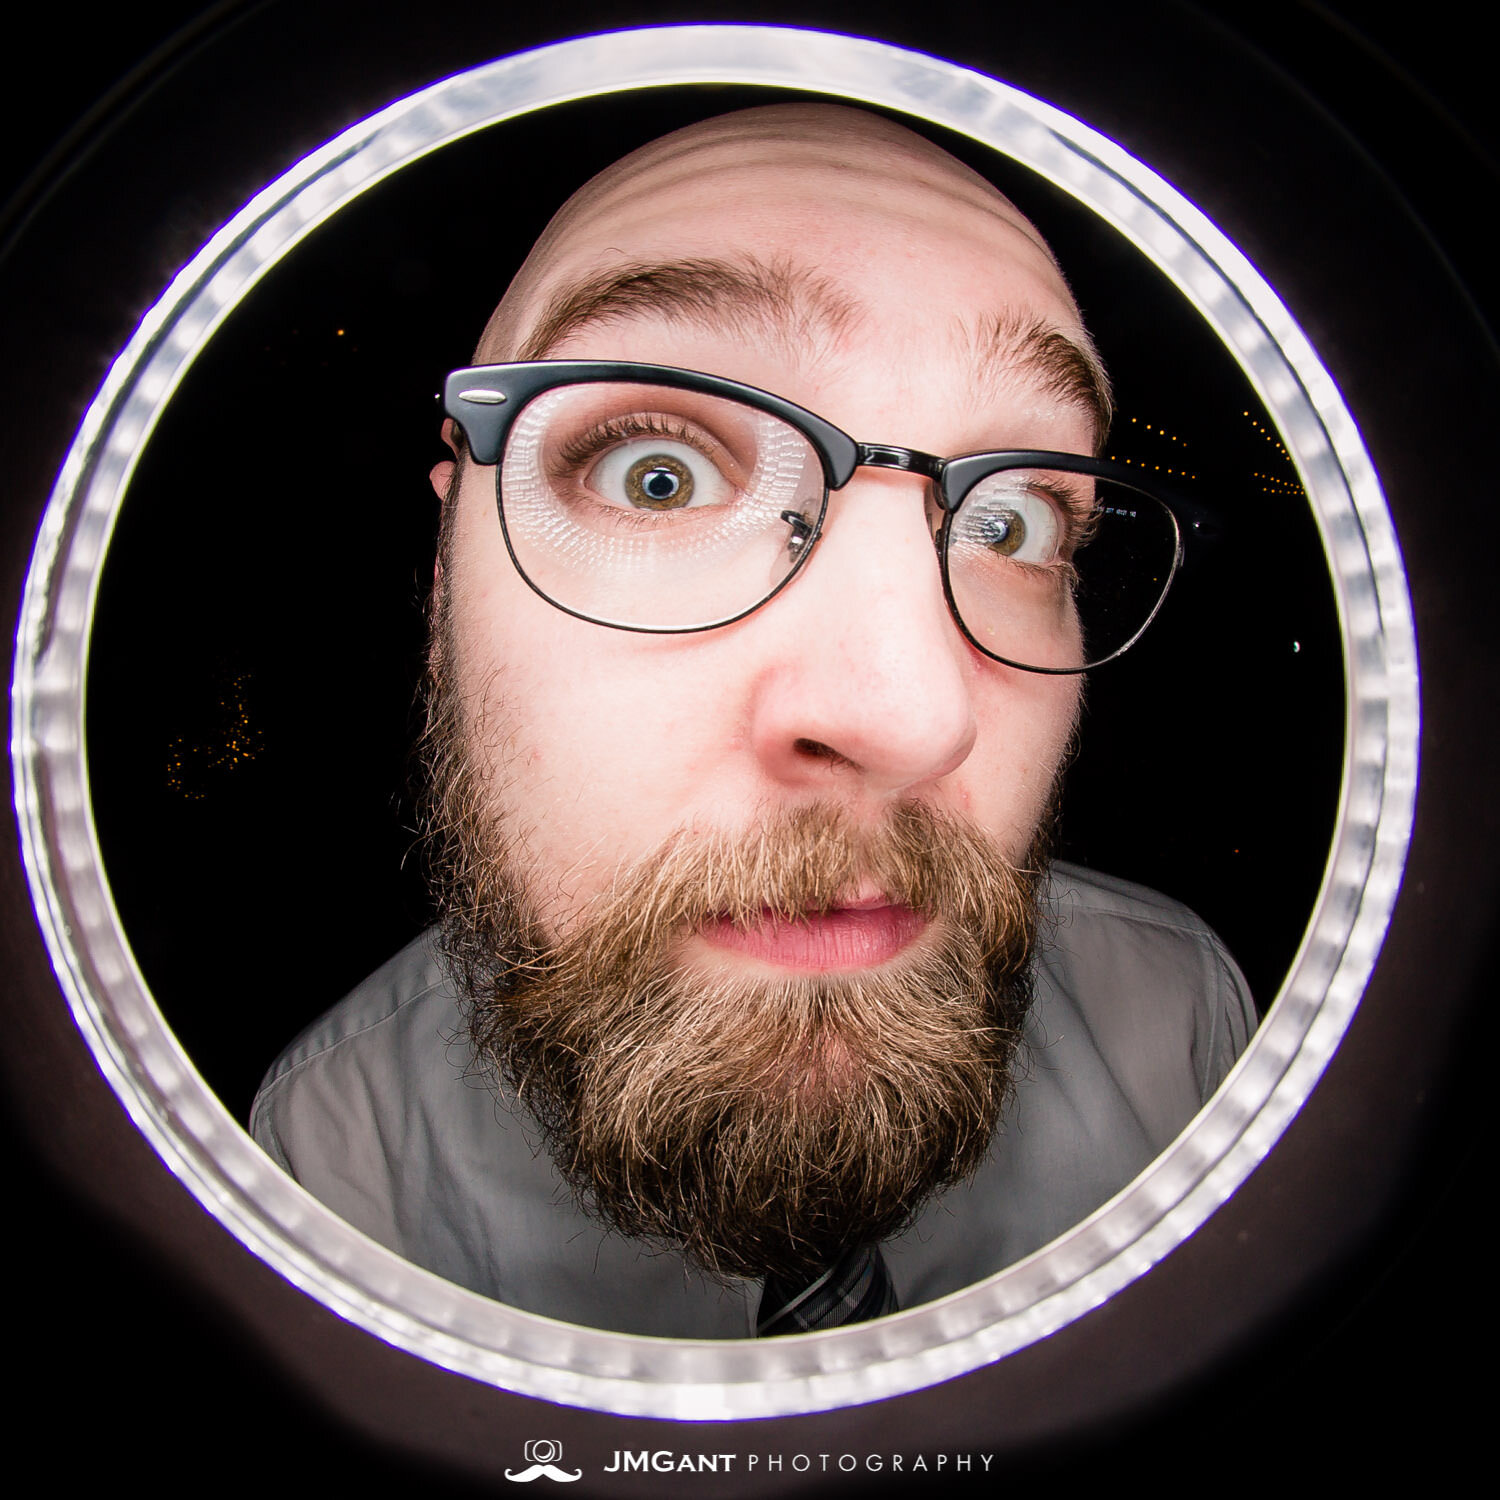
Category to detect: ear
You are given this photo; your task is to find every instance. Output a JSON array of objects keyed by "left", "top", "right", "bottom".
[{"left": 430, "top": 417, "right": 462, "bottom": 499}]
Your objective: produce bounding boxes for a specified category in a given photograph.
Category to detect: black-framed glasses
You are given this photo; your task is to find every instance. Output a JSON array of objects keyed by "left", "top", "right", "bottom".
[{"left": 442, "top": 361, "right": 1187, "bottom": 674}]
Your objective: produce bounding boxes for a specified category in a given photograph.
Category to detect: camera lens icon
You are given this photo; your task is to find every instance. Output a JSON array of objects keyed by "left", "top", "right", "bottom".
[{"left": 524, "top": 1440, "right": 562, "bottom": 1465}]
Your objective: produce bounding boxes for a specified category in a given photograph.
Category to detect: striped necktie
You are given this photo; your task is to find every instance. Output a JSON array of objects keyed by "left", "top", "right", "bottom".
[{"left": 756, "top": 1245, "right": 899, "bottom": 1336}]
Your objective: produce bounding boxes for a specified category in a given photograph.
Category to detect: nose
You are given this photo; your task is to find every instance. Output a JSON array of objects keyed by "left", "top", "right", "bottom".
[{"left": 746, "top": 470, "right": 978, "bottom": 797}]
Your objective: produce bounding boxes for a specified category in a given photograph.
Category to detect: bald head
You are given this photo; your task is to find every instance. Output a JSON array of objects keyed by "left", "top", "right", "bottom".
[
  {"left": 478, "top": 105, "right": 1060, "bottom": 358},
  {"left": 469, "top": 105, "right": 1106, "bottom": 440}
]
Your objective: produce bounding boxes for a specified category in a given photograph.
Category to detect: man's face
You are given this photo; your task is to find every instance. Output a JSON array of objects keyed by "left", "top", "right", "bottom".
[
  {"left": 427, "top": 107, "right": 1097, "bottom": 1281},
  {"left": 437, "top": 113, "right": 1091, "bottom": 949}
]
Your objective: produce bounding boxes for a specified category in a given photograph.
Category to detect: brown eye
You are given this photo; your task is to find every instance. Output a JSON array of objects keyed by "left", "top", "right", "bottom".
[
  {"left": 588, "top": 437, "right": 730, "bottom": 512},
  {"left": 984, "top": 509, "right": 1026, "bottom": 556},
  {"left": 953, "top": 477, "right": 1063, "bottom": 565},
  {"left": 625, "top": 452, "right": 694, "bottom": 509}
]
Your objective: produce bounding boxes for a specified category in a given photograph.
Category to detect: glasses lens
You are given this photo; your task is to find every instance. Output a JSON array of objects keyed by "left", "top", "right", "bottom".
[
  {"left": 498, "top": 382, "right": 826, "bottom": 629},
  {"left": 944, "top": 468, "right": 1180, "bottom": 671}
]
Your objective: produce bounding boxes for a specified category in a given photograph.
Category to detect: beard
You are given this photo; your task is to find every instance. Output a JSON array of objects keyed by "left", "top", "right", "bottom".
[{"left": 420, "top": 627, "right": 1051, "bottom": 1286}]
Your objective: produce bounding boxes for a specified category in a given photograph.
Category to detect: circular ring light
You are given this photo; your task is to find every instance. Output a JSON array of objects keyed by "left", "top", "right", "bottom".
[{"left": 10, "top": 24, "right": 1418, "bottom": 1419}]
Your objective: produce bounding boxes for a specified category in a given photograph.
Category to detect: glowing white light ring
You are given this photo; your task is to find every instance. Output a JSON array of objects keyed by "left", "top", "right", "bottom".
[{"left": 11, "top": 24, "right": 1418, "bottom": 1418}]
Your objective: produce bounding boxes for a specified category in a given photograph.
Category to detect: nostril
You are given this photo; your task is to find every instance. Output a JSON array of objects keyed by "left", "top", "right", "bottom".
[{"left": 793, "top": 737, "right": 851, "bottom": 766}]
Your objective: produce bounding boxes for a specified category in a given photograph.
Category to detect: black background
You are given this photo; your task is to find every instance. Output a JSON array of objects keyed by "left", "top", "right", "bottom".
[{"left": 3, "top": 2, "right": 1494, "bottom": 1492}]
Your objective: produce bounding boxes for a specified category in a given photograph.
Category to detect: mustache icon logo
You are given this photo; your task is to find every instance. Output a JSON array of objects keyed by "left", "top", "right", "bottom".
[{"left": 505, "top": 1440, "right": 582, "bottom": 1484}]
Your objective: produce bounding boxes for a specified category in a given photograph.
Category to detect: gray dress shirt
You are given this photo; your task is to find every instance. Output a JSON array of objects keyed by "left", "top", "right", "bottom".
[{"left": 251, "top": 862, "right": 1255, "bottom": 1337}]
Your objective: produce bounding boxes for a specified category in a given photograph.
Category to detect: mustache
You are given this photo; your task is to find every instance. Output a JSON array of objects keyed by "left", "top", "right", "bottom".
[{"left": 507, "top": 800, "right": 1040, "bottom": 978}]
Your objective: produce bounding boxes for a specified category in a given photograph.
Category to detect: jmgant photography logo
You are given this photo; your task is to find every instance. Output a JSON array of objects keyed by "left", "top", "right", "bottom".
[{"left": 505, "top": 1439, "right": 583, "bottom": 1483}]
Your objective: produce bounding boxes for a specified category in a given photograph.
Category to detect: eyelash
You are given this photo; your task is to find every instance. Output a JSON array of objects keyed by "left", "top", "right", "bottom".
[
  {"left": 958, "top": 480, "right": 1096, "bottom": 555},
  {"left": 1037, "top": 485, "right": 1098, "bottom": 552},
  {"left": 553, "top": 414, "right": 710, "bottom": 475}
]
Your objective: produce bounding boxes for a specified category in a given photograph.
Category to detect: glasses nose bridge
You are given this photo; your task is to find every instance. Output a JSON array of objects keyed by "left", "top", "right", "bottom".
[
  {"left": 852, "top": 441, "right": 946, "bottom": 485},
  {"left": 843, "top": 442, "right": 950, "bottom": 530},
  {"left": 836, "top": 442, "right": 951, "bottom": 550}
]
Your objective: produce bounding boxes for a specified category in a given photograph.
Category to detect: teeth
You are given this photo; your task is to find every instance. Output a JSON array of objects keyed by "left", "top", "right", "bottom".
[{"left": 838, "top": 892, "right": 893, "bottom": 911}]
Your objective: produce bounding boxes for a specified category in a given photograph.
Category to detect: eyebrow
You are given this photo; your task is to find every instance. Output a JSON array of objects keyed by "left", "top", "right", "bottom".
[
  {"left": 518, "top": 257, "right": 1112, "bottom": 446},
  {"left": 962, "top": 310, "right": 1114, "bottom": 449},
  {"left": 518, "top": 257, "right": 858, "bottom": 364}
]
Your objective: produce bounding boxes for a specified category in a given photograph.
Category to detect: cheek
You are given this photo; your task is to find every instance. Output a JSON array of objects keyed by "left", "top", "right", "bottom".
[
  {"left": 448, "top": 553, "right": 731, "bottom": 927},
  {"left": 519, "top": 678, "right": 731, "bottom": 932},
  {"left": 966, "top": 670, "right": 1080, "bottom": 853}
]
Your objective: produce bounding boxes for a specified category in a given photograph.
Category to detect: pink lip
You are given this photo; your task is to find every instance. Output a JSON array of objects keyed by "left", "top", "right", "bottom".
[{"left": 697, "top": 904, "right": 929, "bottom": 972}]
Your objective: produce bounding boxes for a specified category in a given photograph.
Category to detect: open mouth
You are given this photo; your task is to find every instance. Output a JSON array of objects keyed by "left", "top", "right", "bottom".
[{"left": 695, "top": 896, "right": 930, "bottom": 973}]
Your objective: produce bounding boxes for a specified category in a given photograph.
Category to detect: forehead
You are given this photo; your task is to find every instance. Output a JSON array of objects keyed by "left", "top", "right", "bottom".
[{"left": 487, "top": 112, "right": 1087, "bottom": 368}]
